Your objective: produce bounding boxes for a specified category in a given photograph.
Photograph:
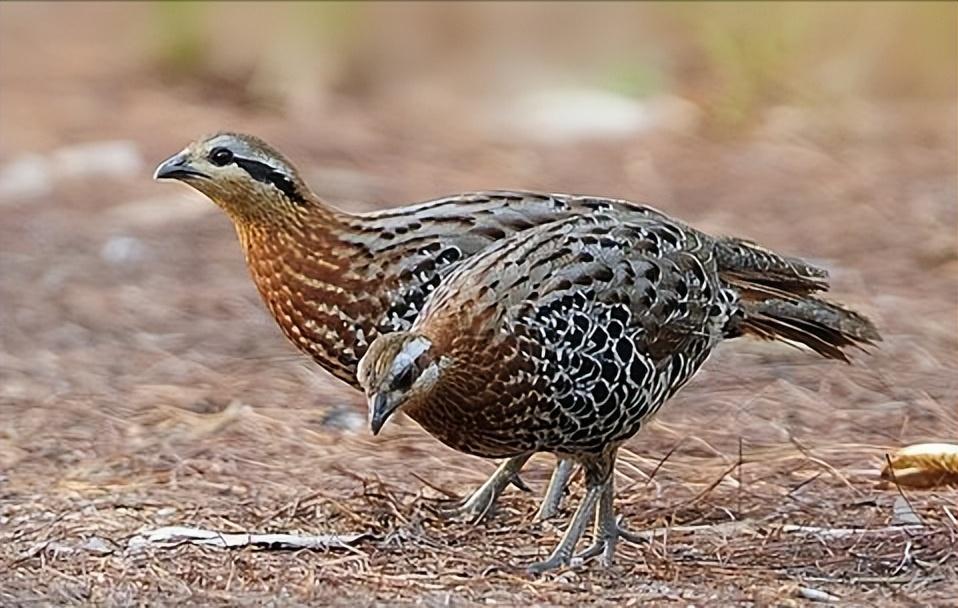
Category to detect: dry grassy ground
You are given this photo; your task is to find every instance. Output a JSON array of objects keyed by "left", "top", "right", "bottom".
[{"left": 2, "top": 9, "right": 957, "bottom": 605}]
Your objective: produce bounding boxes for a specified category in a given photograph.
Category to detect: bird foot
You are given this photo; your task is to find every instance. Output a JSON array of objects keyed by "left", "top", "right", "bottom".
[
  {"left": 435, "top": 494, "right": 495, "bottom": 524},
  {"left": 573, "top": 518, "right": 647, "bottom": 567},
  {"left": 434, "top": 461, "right": 529, "bottom": 524},
  {"left": 527, "top": 552, "right": 572, "bottom": 574},
  {"left": 528, "top": 517, "right": 645, "bottom": 573}
]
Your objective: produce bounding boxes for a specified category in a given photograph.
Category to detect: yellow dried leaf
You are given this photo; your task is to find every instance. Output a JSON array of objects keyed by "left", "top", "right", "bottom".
[{"left": 880, "top": 443, "right": 958, "bottom": 488}]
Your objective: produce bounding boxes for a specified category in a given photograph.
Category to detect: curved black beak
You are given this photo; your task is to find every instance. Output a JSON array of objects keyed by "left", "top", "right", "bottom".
[
  {"left": 154, "top": 151, "right": 208, "bottom": 181},
  {"left": 369, "top": 392, "right": 399, "bottom": 436}
]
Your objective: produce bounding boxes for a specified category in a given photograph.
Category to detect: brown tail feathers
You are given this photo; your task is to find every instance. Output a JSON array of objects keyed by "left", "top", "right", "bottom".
[
  {"left": 716, "top": 237, "right": 880, "bottom": 362},
  {"left": 716, "top": 236, "right": 829, "bottom": 297},
  {"left": 738, "top": 296, "right": 880, "bottom": 362}
]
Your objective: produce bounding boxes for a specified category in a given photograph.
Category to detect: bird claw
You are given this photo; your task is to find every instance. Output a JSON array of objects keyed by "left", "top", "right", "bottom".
[
  {"left": 613, "top": 520, "right": 648, "bottom": 546},
  {"left": 435, "top": 456, "right": 532, "bottom": 524},
  {"left": 437, "top": 473, "right": 527, "bottom": 522},
  {"left": 573, "top": 518, "right": 646, "bottom": 566},
  {"left": 435, "top": 498, "right": 494, "bottom": 524},
  {"left": 434, "top": 481, "right": 501, "bottom": 524},
  {"left": 573, "top": 540, "right": 607, "bottom": 561},
  {"left": 527, "top": 553, "right": 572, "bottom": 574},
  {"left": 509, "top": 473, "right": 532, "bottom": 493},
  {"left": 572, "top": 537, "right": 617, "bottom": 567},
  {"left": 526, "top": 535, "right": 630, "bottom": 573}
]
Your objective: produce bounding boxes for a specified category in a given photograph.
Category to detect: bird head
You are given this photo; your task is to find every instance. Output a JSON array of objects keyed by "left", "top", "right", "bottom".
[
  {"left": 154, "top": 132, "right": 312, "bottom": 224},
  {"left": 357, "top": 331, "right": 442, "bottom": 435}
]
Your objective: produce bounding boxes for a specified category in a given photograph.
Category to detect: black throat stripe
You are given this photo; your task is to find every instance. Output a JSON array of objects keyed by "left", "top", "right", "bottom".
[{"left": 234, "top": 157, "right": 306, "bottom": 204}]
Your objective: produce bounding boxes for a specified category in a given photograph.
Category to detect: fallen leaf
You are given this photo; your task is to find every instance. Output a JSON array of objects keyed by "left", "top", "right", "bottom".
[{"left": 880, "top": 443, "right": 958, "bottom": 488}]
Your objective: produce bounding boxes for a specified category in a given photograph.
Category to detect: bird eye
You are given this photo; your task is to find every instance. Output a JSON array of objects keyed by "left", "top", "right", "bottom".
[
  {"left": 209, "top": 147, "right": 234, "bottom": 166},
  {"left": 392, "top": 364, "right": 417, "bottom": 391}
]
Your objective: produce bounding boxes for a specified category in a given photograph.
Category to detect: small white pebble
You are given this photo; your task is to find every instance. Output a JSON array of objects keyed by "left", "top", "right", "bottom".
[{"left": 100, "top": 235, "right": 145, "bottom": 265}]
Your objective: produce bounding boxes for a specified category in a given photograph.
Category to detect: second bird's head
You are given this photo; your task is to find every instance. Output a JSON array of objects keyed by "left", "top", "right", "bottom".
[
  {"left": 154, "top": 132, "right": 312, "bottom": 223},
  {"left": 357, "top": 332, "right": 446, "bottom": 435}
]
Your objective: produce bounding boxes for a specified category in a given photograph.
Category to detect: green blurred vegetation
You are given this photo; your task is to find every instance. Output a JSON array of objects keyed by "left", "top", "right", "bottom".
[
  {"left": 146, "top": 2, "right": 955, "bottom": 133},
  {"left": 151, "top": 2, "right": 208, "bottom": 76},
  {"left": 669, "top": 3, "right": 816, "bottom": 131},
  {"left": 659, "top": 2, "right": 955, "bottom": 132}
]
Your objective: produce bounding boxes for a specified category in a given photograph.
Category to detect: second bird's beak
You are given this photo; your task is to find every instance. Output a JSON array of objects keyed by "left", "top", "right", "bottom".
[
  {"left": 368, "top": 392, "right": 400, "bottom": 436},
  {"left": 154, "top": 151, "right": 208, "bottom": 181}
]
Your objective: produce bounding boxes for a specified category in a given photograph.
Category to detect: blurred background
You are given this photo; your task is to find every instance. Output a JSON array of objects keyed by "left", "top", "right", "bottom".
[
  {"left": 2, "top": 2, "right": 955, "bottom": 156},
  {"left": 1, "top": 2, "right": 956, "bottom": 603}
]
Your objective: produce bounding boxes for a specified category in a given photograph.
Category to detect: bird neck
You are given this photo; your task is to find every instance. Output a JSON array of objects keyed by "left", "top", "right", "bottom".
[{"left": 233, "top": 197, "right": 379, "bottom": 385}]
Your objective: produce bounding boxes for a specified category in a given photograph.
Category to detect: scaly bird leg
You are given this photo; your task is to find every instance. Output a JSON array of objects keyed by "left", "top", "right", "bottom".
[
  {"left": 573, "top": 474, "right": 646, "bottom": 566},
  {"left": 533, "top": 457, "right": 575, "bottom": 521},
  {"left": 527, "top": 481, "right": 604, "bottom": 573},
  {"left": 438, "top": 454, "right": 531, "bottom": 523},
  {"left": 528, "top": 448, "right": 619, "bottom": 572}
]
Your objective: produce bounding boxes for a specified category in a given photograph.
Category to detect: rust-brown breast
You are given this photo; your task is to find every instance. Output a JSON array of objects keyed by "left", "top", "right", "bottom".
[{"left": 236, "top": 192, "right": 666, "bottom": 387}]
